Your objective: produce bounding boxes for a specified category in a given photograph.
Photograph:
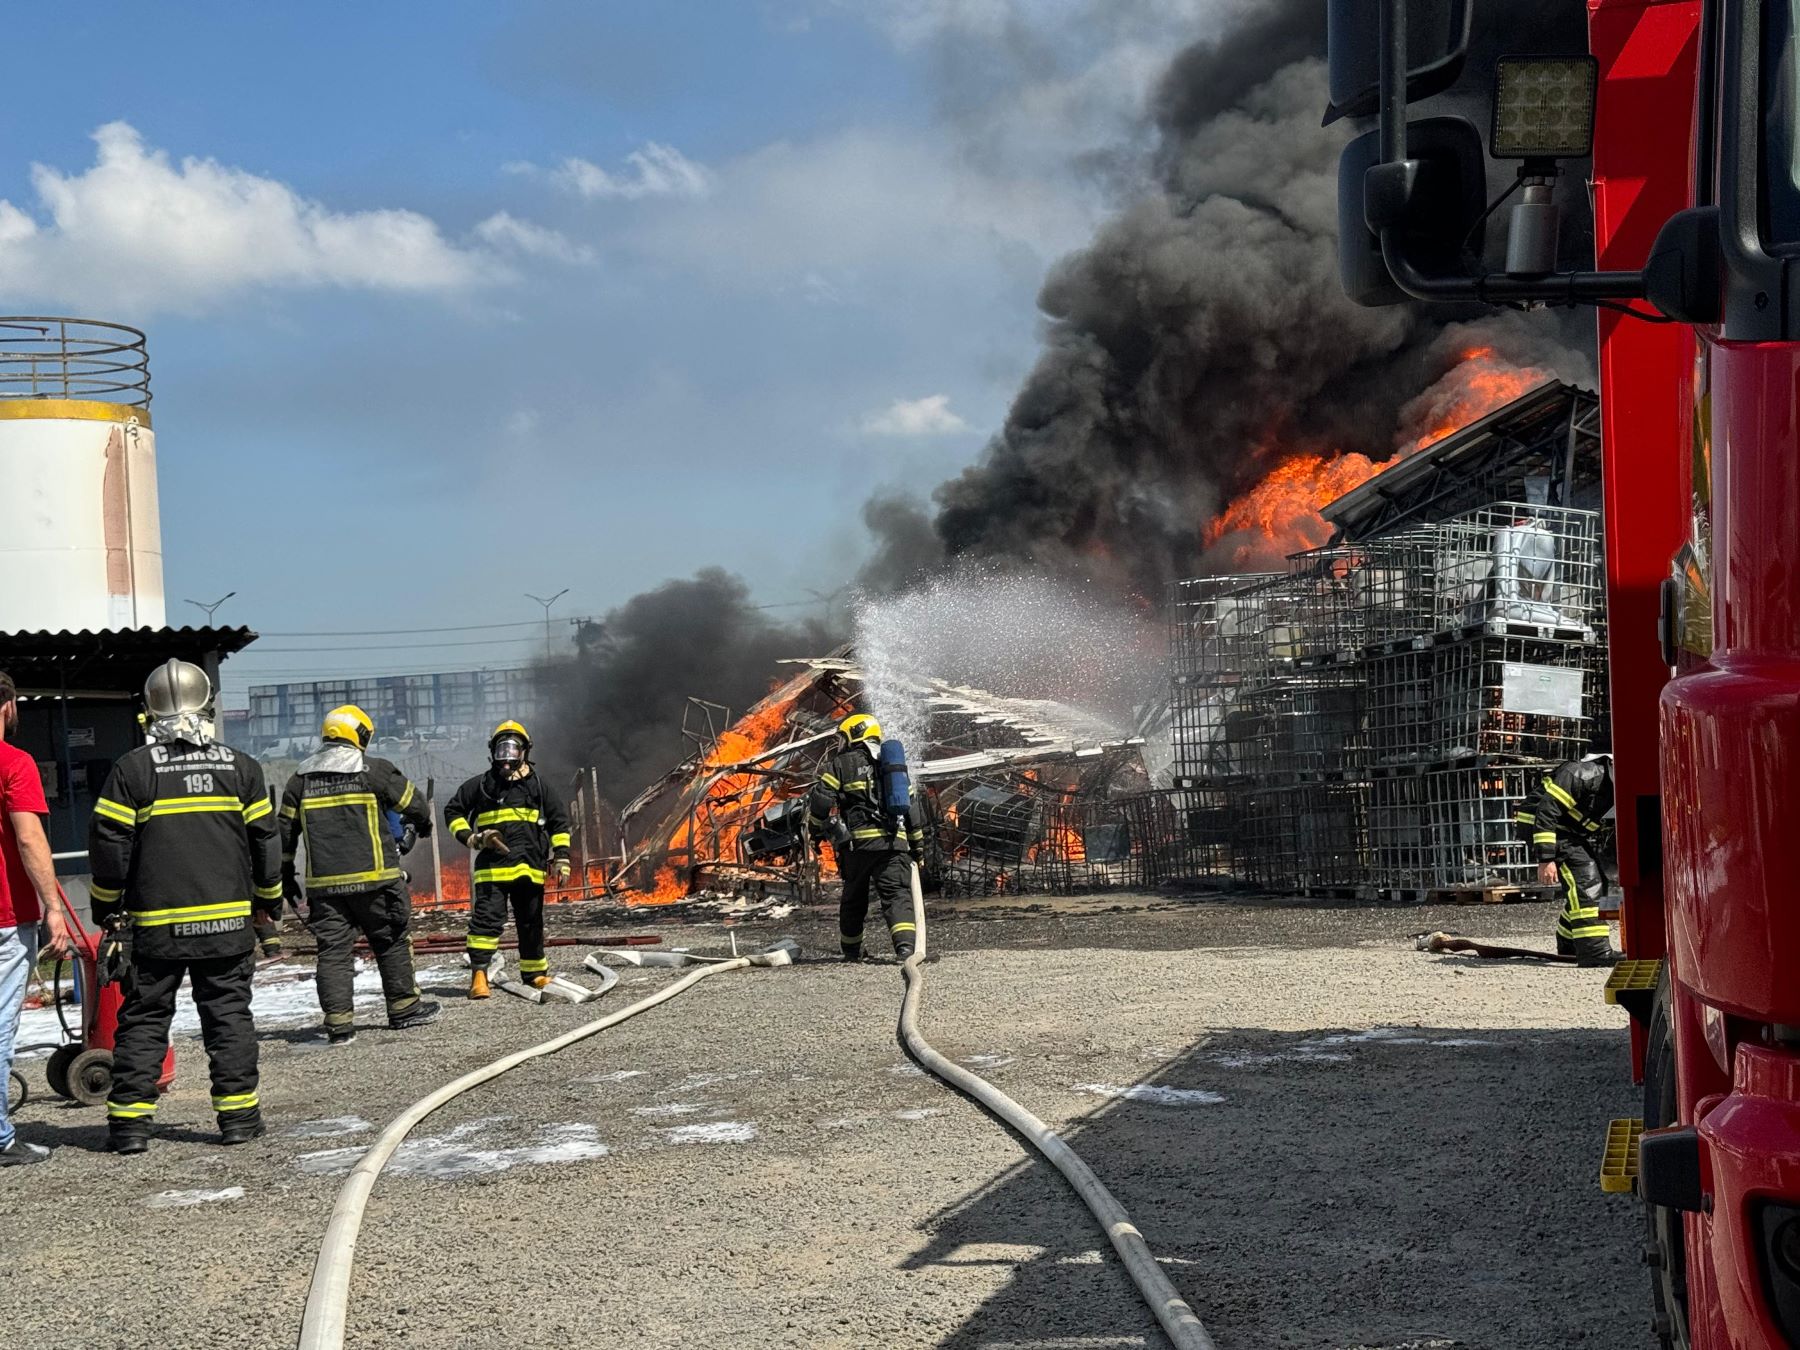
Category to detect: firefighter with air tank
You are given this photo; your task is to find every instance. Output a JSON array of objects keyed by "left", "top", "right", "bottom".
[
  {"left": 1515, "top": 752, "right": 1621, "bottom": 967},
  {"left": 279, "top": 704, "right": 440, "bottom": 1045},
  {"left": 87, "top": 660, "right": 283, "bottom": 1154},
  {"left": 446, "top": 721, "right": 572, "bottom": 999},
  {"left": 807, "top": 713, "right": 924, "bottom": 962}
]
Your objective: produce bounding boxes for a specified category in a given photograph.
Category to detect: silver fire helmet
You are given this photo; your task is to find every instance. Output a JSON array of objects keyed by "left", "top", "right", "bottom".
[{"left": 144, "top": 659, "right": 212, "bottom": 719}]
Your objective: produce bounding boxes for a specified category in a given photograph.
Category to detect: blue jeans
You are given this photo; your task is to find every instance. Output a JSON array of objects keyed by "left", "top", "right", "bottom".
[{"left": 0, "top": 923, "right": 40, "bottom": 1148}]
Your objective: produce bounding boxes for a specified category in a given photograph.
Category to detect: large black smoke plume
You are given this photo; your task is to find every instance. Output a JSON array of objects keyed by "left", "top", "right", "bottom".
[
  {"left": 549, "top": 0, "right": 1596, "bottom": 809},
  {"left": 862, "top": 0, "right": 1595, "bottom": 599},
  {"left": 537, "top": 569, "right": 840, "bottom": 803}
]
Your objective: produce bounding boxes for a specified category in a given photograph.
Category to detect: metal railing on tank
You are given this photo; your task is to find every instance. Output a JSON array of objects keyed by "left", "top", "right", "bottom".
[{"left": 0, "top": 317, "right": 151, "bottom": 408}]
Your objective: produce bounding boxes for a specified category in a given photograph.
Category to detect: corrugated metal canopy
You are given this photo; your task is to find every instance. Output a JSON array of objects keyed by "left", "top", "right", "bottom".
[{"left": 0, "top": 625, "right": 257, "bottom": 694}]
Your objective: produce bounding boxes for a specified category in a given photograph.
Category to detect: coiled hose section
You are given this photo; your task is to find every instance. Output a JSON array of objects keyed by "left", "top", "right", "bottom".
[
  {"left": 898, "top": 863, "right": 1218, "bottom": 1350},
  {"left": 297, "top": 956, "right": 754, "bottom": 1350}
]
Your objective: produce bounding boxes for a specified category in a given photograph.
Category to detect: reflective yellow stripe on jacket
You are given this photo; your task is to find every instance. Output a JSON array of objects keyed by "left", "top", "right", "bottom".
[
  {"left": 474, "top": 862, "right": 547, "bottom": 885},
  {"left": 134, "top": 900, "right": 253, "bottom": 927},
  {"left": 474, "top": 807, "right": 543, "bottom": 827},
  {"left": 94, "top": 797, "right": 136, "bottom": 827},
  {"left": 300, "top": 791, "right": 389, "bottom": 886}
]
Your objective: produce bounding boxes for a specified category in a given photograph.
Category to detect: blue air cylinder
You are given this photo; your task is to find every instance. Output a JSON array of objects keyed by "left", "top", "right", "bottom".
[{"left": 877, "top": 738, "right": 913, "bottom": 817}]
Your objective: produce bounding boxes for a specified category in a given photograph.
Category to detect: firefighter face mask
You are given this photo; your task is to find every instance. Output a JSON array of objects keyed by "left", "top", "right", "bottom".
[{"left": 491, "top": 734, "right": 527, "bottom": 778}]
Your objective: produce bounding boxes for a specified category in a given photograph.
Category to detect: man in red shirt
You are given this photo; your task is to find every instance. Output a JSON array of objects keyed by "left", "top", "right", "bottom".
[{"left": 0, "top": 671, "right": 72, "bottom": 1166}]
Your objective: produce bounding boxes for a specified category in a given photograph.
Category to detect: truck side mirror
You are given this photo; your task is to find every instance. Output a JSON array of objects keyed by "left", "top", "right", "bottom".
[
  {"left": 1325, "top": 0, "right": 1473, "bottom": 124},
  {"left": 1338, "top": 117, "right": 1489, "bottom": 307},
  {"left": 1644, "top": 207, "right": 1723, "bottom": 325}
]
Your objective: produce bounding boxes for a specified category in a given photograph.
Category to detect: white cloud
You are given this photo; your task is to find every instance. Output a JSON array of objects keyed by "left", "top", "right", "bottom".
[
  {"left": 474, "top": 211, "right": 594, "bottom": 265},
  {"left": 861, "top": 394, "right": 971, "bottom": 437},
  {"left": 0, "top": 122, "right": 497, "bottom": 312},
  {"left": 544, "top": 143, "right": 712, "bottom": 201},
  {"left": 625, "top": 126, "right": 1097, "bottom": 292}
]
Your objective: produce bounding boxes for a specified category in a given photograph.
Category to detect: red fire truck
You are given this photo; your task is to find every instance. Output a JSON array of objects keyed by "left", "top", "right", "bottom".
[{"left": 1331, "top": 1, "right": 1800, "bottom": 1344}]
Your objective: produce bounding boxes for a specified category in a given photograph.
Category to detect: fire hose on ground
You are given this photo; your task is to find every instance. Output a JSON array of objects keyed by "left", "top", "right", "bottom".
[
  {"left": 898, "top": 861, "right": 1218, "bottom": 1350},
  {"left": 295, "top": 944, "right": 794, "bottom": 1350}
]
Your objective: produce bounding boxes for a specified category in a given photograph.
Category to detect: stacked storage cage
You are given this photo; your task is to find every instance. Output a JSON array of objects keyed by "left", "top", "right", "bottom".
[
  {"left": 1408, "top": 502, "right": 1604, "bottom": 896},
  {"left": 1166, "top": 501, "right": 1603, "bottom": 899},
  {"left": 1168, "top": 575, "right": 1277, "bottom": 885}
]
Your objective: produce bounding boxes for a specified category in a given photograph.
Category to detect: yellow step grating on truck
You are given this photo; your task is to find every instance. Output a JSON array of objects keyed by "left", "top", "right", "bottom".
[
  {"left": 1604, "top": 958, "right": 1663, "bottom": 1006},
  {"left": 1600, "top": 1117, "right": 1644, "bottom": 1194}
]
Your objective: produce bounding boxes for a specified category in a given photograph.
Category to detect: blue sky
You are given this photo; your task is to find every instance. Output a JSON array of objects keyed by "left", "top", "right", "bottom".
[{"left": 0, "top": 1, "right": 1221, "bottom": 701}]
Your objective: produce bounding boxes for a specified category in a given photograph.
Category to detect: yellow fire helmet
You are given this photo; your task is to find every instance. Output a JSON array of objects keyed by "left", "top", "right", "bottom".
[
  {"left": 321, "top": 704, "right": 375, "bottom": 748},
  {"left": 490, "top": 719, "right": 531, "bottom": 751},
  {"left": 837, "top": 713, "right": 882, "bottom": 747}
]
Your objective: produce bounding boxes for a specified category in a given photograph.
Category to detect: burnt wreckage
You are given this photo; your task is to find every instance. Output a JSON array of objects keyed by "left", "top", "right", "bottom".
[{"left": 612, "top": 651, "right": 1168, "bottom": 903}]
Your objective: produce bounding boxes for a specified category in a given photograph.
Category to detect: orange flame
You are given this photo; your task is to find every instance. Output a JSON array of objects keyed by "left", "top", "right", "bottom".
[
  {"left": 1204, "top": 347, "right": 1548, "bottom": 565},
  {"left": 1029, "top": 822, "right": 1087, "bottom": 864},
  {"left": 1404, "top": 346, "right": 1547, "bottom": 452}
]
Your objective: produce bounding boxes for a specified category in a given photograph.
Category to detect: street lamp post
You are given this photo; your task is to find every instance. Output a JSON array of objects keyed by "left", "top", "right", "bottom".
[
  {"left": 185, "top": 591, "right": 237, "bottom": 625},
  {"left": 526, "top": 589, "right": 569, "bottom": 650}
]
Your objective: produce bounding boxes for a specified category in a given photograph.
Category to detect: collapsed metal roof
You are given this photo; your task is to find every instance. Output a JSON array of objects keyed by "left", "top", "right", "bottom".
[{"left": 1322, "top": 381, "right": 1601, "bottom": 543}]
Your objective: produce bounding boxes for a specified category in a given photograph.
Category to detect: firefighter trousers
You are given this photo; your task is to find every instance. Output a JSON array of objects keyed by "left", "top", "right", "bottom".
[
  {"left": 307, "top": 881, "right": 422, "bottom": 1028},
  {"left": 467, "top": 878, "right": 546, "bottom": 978},
  {"left": 839, "top": 850, "right": 915, "bottom": 957},
  {"left": 1553, "top": 849, "right": 1611, "bottom": 959},
  {"left": 108, "top": 951, "right": 259, "bottom": 1132}
]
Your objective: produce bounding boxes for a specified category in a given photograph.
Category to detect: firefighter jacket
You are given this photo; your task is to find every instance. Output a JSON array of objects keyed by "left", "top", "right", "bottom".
[
  {"left": 807, "top": 746, "right": 925, "bottom": 854},
  {"left": 89, "top": 739, "right": 282, "bottom": 960},
  {"left": 1516, "top": 759, "right": 1614, "bottom": 862},
  {"left": 445, "top": 768, "right": 570, "bottom": 886},
  {"left": 279, "top": 746, "right": 432, "bottom": 898}
]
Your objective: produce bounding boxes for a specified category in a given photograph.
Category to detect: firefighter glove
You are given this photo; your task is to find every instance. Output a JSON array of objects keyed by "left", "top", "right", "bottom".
[
  {"left": 554, "top": 860, "right": 572, "bottom": 883},
  {"left": 470, "top": 829, "right": 509, "bottom": 854}
]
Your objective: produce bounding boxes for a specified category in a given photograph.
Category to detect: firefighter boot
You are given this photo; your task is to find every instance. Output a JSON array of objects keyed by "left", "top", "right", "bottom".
[
  {"left": 388, "top": 999, "right": 442, "bottom": 1031},
  {"left": 469, "top": 968, "right": 491, "bottom": 1000},
  {"left": 108, "top": 1126, "right": 150, "bottom": 1156},
  {"left": 1574, "top": 939, "right": 1622, "bottom": 968},
  {"left": 219, "top": 1111, "right": 267, "bottom": 1146}
]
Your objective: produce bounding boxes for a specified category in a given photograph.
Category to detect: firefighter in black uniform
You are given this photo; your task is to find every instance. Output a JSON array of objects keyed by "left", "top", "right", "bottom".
[
  {"left": 88, "top": 660, "right": 283, "bottom": 1154},
  {"left": 807, "top": 714, "right": 924, "bottom": 962},
  {"left": 1516, "top": 753, "right": 1620, "bottom": 966},
  {"left": 279, "top": 705, "right": 440, "bottom": 1045},
  {"left": 445, "top": 721, "right": 571, "bottom": 999}
]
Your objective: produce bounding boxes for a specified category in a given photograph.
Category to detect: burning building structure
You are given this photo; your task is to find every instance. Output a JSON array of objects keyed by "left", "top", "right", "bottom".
[
  {"left": 602, "top": 652, "right": 1168, "bottom": 906},
  {"left": 1169, "top": 382, "right": 1608, "bottom": 899}
]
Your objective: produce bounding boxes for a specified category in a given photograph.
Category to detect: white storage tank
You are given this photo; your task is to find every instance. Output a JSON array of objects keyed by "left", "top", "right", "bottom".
[{"left": 0, "top": 318, "right": 164, "bottom": 632}]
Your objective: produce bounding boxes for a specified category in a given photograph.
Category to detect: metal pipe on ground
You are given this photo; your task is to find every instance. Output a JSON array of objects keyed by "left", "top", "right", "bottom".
[
  {"left": 295, "top": 942, "right": 794, "bottom": 1350},
  {"left": 897, "top": 862, "right": 1218, "bottom": 1350}
]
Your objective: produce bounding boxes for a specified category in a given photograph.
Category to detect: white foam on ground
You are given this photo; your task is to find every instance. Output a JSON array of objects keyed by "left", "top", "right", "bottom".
[
  {"left": 886, "top": 1063, "right": 924, "bottom": 1077},
  {"left": 1072, "top": 1083, "right": 1225, "bottom": 1107},
  {"left": 631, "top": 1103, "right": 705, "bottom": 1118},
  {"left": 671, "top": 1069, "right": 763, "bottom": 1092},
  {"left": 1210, "top": 1026, "right": 1497, "bottom": 1069},
  {"left": 893, "top": 1107, "right": 948, "bottom": 1121},
  {"left": 296, "top": 1117, "right": 609, "bottom": 1179},
  {"left": 574, "top": 1069, "right": 646, "bottom": 1084},
  {"left": 143, "top": 1186, "right": 246, "bottom": 1209},
  {"left": 658, "top": 1121, "right": 757, "bottom": 1145},
  {"left": 16, "top": 960, "right": 461, "bottom": 1059},
  {"left": 963, "top": 1053, "right": 1015, "bottom": 1069},
  {"left": 286, "top": 1116, "right": 373, "bottom": 1139}
]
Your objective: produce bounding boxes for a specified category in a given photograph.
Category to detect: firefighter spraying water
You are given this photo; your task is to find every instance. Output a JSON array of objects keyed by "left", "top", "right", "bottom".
[{"left": 806, "top": 714, "right": 924, "bottom": 962}]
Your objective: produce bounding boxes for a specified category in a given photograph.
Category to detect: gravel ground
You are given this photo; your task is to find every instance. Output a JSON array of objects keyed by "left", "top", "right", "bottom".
[{"left": 0, "top": 894, "right": 1644, "bottom": 1349}]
